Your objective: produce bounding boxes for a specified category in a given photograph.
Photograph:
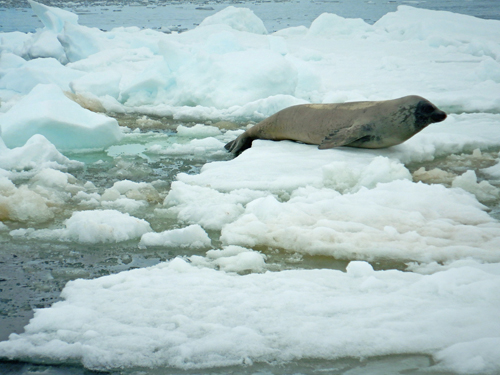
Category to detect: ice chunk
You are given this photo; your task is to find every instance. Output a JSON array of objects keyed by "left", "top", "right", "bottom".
[
  {"left": 483, "top": 159, "right": 500, "bottom": 179},
  {"left": 11, "top": 209, "right": 153, "bottom": 243},
  {"left": 31, "top": 168, "right": 76, "bottom": 190},
  {"left": 0, "top": 84, "right": 123, "bottom": 150},
  {"left": 413, "top": 167, "right": 457, "bottom": 185},
  {"left": 452, "top": 170, "right": 500, "bottom": 203},
  {"left": 139, "top": 224, "right": 211, "bottom": 249},
  {"left": 0, "top": 134, "right": 83, "bottom": 171},
  {"left": 0, "top": 176, "right": 54, "bottom": 223},
  {"left": 172, "top": 49, "right": 297, "bottom": 108},
  {"left": 0, "top": 259, "right": 499, "bottom": 372},
  {"left": 376, "top": 5, "right": 500, "bottom": 47},
  {"left": 198, "top": 6, "right": 267, "bottom": 35},
  {"left": 162, "top": 181, "right": 269, "bottom": 231},
  {"left": 0, "top": 57, "right": 84, "bottom": 96},
  {"left": 322, "top": 156, "right": 411, "bottom": 193},
  {"left": 191, "top": 245, "right": 267, "bottom": 273},
  {"left": 57, "top": 22, "right": 103, "bottom": 62},
  {"left": 0, "top": 52, "right": 26, "bottom": 71},
  {"left": 0, "top": 33, "right": 33, "bottom": 57},
  {"left": 346, "top": 261, "right": 374, "bottom": 277},
  {"left": 149, "top": 137, "right": 225, "bottom": 157},
  {"left": 307, "top": 13, "right": 371, "bottom": 37},
  {"left": 100, "top": 180, "right": 161, "bottom": 215},
  {"left": 28, "top": 0, "right": 78, "bottom": 33},
  {"left": 220, "top": 180, "right": 500, "bottom": 263},
  {"left": 23, "top": 30, "right": 68, "bottom": 63},
  {"left": 178, "top": 141, "right": 408, "bottom": 193},
  {"left": 19, "top": 1, "right": 80, "bottom": 63},
  {"left": 434, "top": 337, "right": 500, "bottom": 374},
  {"left": 60, "top": 209, "right": 152, "bottom": 243},
  {"left": 69, "top": 71, "right": 122, "bottom": 100},
  {"left": 176, "top": 124, "right": 222, "bottom": 138}
]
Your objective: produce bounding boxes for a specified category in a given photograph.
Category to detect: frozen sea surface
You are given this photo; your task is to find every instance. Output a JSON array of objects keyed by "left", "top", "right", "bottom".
[{"left": 1, "top": 1, "right": 500, "bottom": 374}]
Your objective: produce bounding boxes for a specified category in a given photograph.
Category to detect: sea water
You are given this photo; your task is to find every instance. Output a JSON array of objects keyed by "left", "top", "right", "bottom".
[
  {"left": 1, "top": 0, "right": 500, "bottom": 33},
  {"left": 1, "top": 1, "right": 500, "bottom": 374}
]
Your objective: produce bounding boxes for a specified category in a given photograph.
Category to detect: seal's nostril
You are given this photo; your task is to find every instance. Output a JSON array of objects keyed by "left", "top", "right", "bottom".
[{"left": 431, "top": 111, "right": 447, "bottom": 122}]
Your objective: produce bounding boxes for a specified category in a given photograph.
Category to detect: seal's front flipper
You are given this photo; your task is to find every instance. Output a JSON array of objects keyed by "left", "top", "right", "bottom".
[
  {"left": 319, "top": 126, "right": 367, "bottom": 149},
  {"left": 225, "top": 134, "right": 254, "bottom": 156}
]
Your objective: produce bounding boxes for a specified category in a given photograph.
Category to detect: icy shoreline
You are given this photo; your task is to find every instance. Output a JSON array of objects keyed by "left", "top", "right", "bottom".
[{"left": 1, "top": 1, "right": 500, "bottom": 373}]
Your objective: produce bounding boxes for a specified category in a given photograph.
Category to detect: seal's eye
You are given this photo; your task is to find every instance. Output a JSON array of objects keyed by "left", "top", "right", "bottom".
[{"left": 420, "top": 103, "right": 435, "bottom": 114}]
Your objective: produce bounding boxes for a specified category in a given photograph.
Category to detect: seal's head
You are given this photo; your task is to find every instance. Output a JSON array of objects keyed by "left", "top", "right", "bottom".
[{"left": 414, "top": 99, "right": 447, "bottom": 130}]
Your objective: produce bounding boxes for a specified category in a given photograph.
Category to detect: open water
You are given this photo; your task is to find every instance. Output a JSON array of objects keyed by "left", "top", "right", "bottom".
[{"left": 1, "top": 0, "right": 500, "bottom": 33}]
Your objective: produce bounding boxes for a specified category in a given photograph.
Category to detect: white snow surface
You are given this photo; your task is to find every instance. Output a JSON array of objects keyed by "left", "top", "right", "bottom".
[
  {"left": 1, "top": 258, "right": 499, "bottom": 372},
  {"left": 1, "top": 2, "right": 500, "bottom": 373}
]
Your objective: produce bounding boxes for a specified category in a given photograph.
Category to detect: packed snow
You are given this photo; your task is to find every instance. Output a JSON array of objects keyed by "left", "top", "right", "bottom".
[
  {"left": 1, "top": 258, "right": 499, "bottom": 372},
  {"left": 1, "top": 1, "right": 500, "bottom": 374}
]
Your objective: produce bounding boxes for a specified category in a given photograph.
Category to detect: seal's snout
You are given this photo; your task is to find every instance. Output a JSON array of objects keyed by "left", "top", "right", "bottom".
[
  {"left": 431, "top": 110, "right": 447, "bottom": 123},
  {"left": 415, "top": 100, "right": 447, "bottom": 129}
]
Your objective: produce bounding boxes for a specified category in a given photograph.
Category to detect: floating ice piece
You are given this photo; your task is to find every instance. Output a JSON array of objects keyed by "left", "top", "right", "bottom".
[
  {"left": 483, "top": 159, "right": 500, "bottom": 179},
  {"left": 98, "top": 180, "right": 161, "bottom": 215},
  {"left": 178, "top": 141, "right": 408, "bottom": 193},
  {"left": 0, "top": 33, "right": 33, "bottom": 57},
  {"left": 163, "top": 181, "right": 270, "bottom": 231},
  {"left": 69, "top": 70, "right": 122, "bottom": 100},
  {"left": 412, "top": 167, "right": 456, "bottom": 185},
  {"left": 22, "top": 30, "right": 68, "bottom": 62},
  {"left": 322, "top": 156, "right": 411, "bottom": 193},
  {"left": 346, "top": 261, "right": 374, "bottom": 277},
  {"left": 0, "top": 154, "right": 84, "bottom": 224},
  {"left": 61, "top": 209, "right": 152, "bottom": 243},
  {"left": 139, "top": 224, "right": 211, "bottom": 249},
  {"left": 58, "top": 22, "right": 105, "bottom": 63},
  {"left": 375, "top": 5, "right": 500, "bottom": 47},
  {"left": 191, "top": 245, "right": 267, "bottom": 273},
  {"left": 452, "top": 170, "right": 500, "bottom": 203},
  {"left": 220, "top": 179, "right": 500, "bottom": 263},
  {"left": 11, "top": 209, "right": 152, "bottom": 243},
  {"left": 434, "top": 337, "right": 500, "bottom": 374},
  {"left": 0, "top": 176, "right": 54, "bottom": 223},
  {"left": 150, "top": 138, "right": 226, "bottom": 157},
  {"left": 28, "top": 0, "right": 78, "bottom": 33},
  {"left": 198, "top": 6, "right": 267, "bottom": 34},
  {"left": 176, "top": 124, "right": 222, "bottom": 138},
  {"left": 30, "top": 168, "right": 78, "bottom": 190},
  {"left": 307, "top": 13, "right": 371, "bottom": 37},
  {"left": 0, "top": 258, "right": 498, "bottom": 373},
  {"left": 0, "top": 57, "right": 84, "bottom": 96},
  {"left": 0, "top": 84, "right": 123, "bottom": 150},
  {"left": 19, "top": 1, "right": 80, "bottom": 62},
  {"left": 0, "top": 134, "right": 83, "bottom": 172},
  {"left": 103, "top": 180, "right": 161, "bottom": 202}
]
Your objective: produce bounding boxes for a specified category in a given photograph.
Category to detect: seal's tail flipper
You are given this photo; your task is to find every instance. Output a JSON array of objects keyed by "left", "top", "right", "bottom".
[{"left": 224, "top": 134, "right": 254, "bottom": 156}]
